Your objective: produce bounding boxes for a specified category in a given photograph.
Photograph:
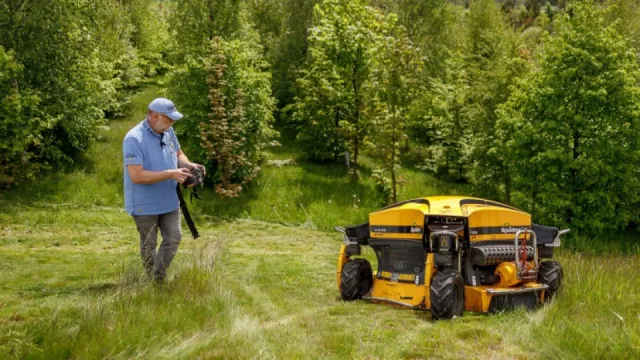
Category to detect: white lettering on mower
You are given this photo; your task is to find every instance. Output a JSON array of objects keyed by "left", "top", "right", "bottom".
[{"left": 501, "top": 226, "right": 527, "bottom": 234}]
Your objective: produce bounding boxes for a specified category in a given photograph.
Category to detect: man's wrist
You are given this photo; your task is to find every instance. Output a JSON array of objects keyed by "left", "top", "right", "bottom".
[{"left": 177, "top": 159, "right": 190, "bottom": 168}]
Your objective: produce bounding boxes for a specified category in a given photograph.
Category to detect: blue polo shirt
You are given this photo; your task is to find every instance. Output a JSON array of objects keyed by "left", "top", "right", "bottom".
[{"left": 123, "top": 119, "right": 181, "bottom": 215}]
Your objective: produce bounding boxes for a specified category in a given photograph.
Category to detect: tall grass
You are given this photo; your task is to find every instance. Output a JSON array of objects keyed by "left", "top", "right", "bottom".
[
  {"left": 3, "top": 244, "right": 240, "bottom": 359},
  {"left": 3, "top": 218, "right": 640, "bottom": 359},
  {"left": 526, "top": 251, "right": 640, "bottom": 359}
]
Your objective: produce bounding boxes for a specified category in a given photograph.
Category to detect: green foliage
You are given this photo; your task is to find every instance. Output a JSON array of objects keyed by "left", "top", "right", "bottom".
[
  {"left": 497, "top": 2, "right": 640, "bottom": 234},
  {"left": 169, "top": 0, "right": 242, "bottom": 61},
  {"left": 390, "top": 0, "right": 464, "bottom": 81},
  {"left": 407, "top": 0, "right": 528, "bottom": 196},
  {"left": 0, "top": 0, "right": 167, "bottom": 185},
  {"left": 169, "top": 27, "right": 278, "bottom": 196},
  {"left": 606, "top": 0, "right": 640, "bottom": 58},
  {"left": 125, "top": 0, "right": 171, "bottom": 77},
  {"left": 290, "top": 0, "right": 388, "bottom": 170},
  {"left": 257, "top": 0, "right": 321, "bottom": 111},
  {"left": 0, "top": 47, "right": 49, "bottom": 187},
  {"left": 410, "top": 54, "right": 470, "bottom": 180},
  {"left": 0, "top": 0, "right": 106, "bottom": 163},
  {"left": 371, "top": 168, "right": 393, "bottom": 206},
  {"left": 463, "top": 0, "right": 530, "bottom": 201},
  {"left": 369, "top": 22, "right": 423, "bottom": 202}
]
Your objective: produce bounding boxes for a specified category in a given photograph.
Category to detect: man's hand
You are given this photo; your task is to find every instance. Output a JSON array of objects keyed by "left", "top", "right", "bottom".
[
  {"left": 187, "top": 162, "right": 206, "bottom": 176},
  {"left": 168, "top": 168, "right": 192, "bottom": 184}
]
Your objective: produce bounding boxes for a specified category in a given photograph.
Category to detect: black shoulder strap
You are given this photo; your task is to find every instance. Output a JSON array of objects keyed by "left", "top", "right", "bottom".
[{"left": 177, "top": 184, "right": 199, "bottom": 239}]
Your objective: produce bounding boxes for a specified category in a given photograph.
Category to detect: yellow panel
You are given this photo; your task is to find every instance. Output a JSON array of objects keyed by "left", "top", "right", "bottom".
[
  {"left": 378, "top": 272, "right": 416, "bottom": 282},
  {"left": 464, "top": 286, "right": 493, "bottom": 313},
  {"left": 370, "top": 280, "right": 428, "bottom": 308},
  {"left": 467, "top": 208, "right": 531, "bottom": 243},
  {"left": 370, "top": 208, "right": 425, "bottom": 226},
  {"left": 464, "top": 283, "right": 548, "bottom": 313},
  {"left": 399, "top": 274, "right": 415, "bottom": 281},
  {"left": 369, "top": 208, "right": 425, "bottom": 239},
  {"left": 424, "top": 253, "right": 435, "bottom": 308},
  {"left": 370, "top": 232, "right": 423, "bottom": 240},
  {"left": 336, "top": 245, "right": 348, "bottom": 290},
  {"left": 424, "top": 197, "right": 465, "bottom": 216}
]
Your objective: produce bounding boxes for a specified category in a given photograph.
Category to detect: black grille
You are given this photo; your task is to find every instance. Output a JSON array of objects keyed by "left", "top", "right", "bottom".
[{"left": 373, "top": 244, "right": 426, "bottom": 274}]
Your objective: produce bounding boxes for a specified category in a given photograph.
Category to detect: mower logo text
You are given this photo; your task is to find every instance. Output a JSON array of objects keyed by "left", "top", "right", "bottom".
[{"left": 500, "top": 226, "right": 527, "bottom": 234}]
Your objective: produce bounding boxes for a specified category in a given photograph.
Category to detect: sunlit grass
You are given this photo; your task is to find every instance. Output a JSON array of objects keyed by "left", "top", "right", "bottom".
[{"left": 3, "top": 217, "right": 639, "bottom": 359}]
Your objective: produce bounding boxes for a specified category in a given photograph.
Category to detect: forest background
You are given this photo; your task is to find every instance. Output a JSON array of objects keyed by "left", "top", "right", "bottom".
[{"left": 2, "top": 0, "right": 640, "bottom": 247}]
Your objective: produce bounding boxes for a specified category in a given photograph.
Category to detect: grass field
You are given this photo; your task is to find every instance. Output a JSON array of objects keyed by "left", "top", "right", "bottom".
[{"left": 1, "top": 81, "right": 639, "bottom": 359}]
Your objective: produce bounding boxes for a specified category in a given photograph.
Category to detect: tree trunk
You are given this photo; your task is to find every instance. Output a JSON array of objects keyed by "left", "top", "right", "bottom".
[
  {"left": 334, "top": 106, "right": 340, "bottom": 161},
  {"left": 351, "top": 59, "right": 360, "bottom": 178},
  {"left": 567, "top": 131, "right": 580, "bottom": 224},
  {"left": 391, "top": 122, "right": 397, "bottom": 203},
  {"left": 504, "top": 170, "right": 511, "bottom": 205}
]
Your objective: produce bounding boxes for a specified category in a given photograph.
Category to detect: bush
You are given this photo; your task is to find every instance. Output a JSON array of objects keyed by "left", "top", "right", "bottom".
[
  {"left": 168, "top": 26, "right": 278, "bottom": 196},
  {"left": 0, "top": 47, "right": 50, "bottom": 187}
]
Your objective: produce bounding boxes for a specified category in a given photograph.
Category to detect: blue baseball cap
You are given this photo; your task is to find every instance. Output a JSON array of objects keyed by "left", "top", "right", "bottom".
[{"left": 148, "top": 98, "right": 183, "bottom": 121}]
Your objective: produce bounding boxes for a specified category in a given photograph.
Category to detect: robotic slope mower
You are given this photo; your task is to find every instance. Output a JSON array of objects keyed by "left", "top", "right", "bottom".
[{"left": 336, "top": 196, "right": 568, "bottom": 319}]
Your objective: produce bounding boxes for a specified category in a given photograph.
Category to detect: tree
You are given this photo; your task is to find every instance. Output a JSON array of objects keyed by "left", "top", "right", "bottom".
[
  {"left": 290, "top": 0, "right": 386, "bottom": 175},
  {"left": 265, "top": 0, "right": 321, "bottom": 112},
  {"left": 200, "top": 38, "right": 251, "bottom": 197},
  {"left": 463, "top": 0, "right": 529, "bottom": 202},
  {"left": 0, "top": 0, "right": 167, "bottom": 178},
  {"left": 390, "top": 0, "right": 463, "bottom": 82},
  {"left": 169, "top": 0, "right": 242, "bottom": 61},
  {"left": 497, "top": 2, "right": 640, "bottom": 234},
  {"left": 370, "top": 22, "right": 423, "bottom": 202},
  {"left": 606, "top": 0, "right": 640, "bottom": 62},
  {"left": 410, "top": 54, "right": 470, "bottom": 180},
  {"left": 0, "top": 0, "right": 113, "bottom": 163},
  {"left": 168, "top": 26, "right": 278, "bottom": 197},
  {"left": 125, "top": 0, "right": 171, "bottom": 76},
  {"left": 0, "top": 47, "right": 49, "bottom": 186}
]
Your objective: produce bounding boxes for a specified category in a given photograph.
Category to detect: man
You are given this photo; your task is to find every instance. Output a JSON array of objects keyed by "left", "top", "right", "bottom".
[{"left": 122, "top": 98, "right": 205, "bottom": 282}]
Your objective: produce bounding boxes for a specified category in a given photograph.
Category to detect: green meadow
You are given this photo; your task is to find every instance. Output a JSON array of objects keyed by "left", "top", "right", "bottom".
[{"left": 1, "top": 82, "right": 639, "bottom": 359}]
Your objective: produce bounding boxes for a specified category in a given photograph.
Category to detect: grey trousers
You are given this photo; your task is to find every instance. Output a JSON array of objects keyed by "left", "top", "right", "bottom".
[{"left": 132, "top": 209, "right": 182, "bottom": 281}]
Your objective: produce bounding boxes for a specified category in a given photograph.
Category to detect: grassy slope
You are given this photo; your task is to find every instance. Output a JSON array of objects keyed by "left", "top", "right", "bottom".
[{"left": 1, "top": 81, "right": 639, "bottom": 359}]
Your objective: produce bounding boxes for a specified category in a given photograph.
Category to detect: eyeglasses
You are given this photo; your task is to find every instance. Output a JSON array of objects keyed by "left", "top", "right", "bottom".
[{"left": 158, "top": 114, "right": 175, "bottom": 124}]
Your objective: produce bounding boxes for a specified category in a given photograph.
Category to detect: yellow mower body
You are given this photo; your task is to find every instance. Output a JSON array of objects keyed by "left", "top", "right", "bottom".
[{"left": 336, "top": 196, "right": 566, "bottom": 319}]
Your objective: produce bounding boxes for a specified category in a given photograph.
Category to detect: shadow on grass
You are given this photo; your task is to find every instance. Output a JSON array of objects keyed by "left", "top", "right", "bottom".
[
  {"left": 192, "top": 180, "right": 259, "bottom": 221},
  {"left": 564, "top": 230, "right": 640, "bottom": 255},
  {"left": 19, "top": 282, "right": 121, "bottom": 299}
]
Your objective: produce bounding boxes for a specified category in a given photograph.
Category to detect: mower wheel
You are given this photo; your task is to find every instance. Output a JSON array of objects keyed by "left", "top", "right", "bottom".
[
  {"left": 340, "top": 259, "right": 373, "bottom": 301},
  {"left": 430, "top": 269, "right": 464, "bottom": 320},
  {"left": 538, "top": 261, "right": 563, "bottom": 301}
]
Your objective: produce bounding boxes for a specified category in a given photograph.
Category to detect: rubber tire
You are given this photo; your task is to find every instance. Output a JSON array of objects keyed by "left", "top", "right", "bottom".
[
  {"left": 340, "top": 259, "right": 373, "bottom": 301},
  {"left": 538, "top": 261, "right": 563, "bottom": 301},
  {"left": 430, "top": 269, "right": 465, "bottom": 320}
]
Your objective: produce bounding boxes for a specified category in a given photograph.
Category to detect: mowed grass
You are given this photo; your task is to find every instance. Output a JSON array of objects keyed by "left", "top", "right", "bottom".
[
  {"left": 2, "top": 217, "right": 639, "bottom": 359},
  {"left": 1, "top": 80, "right": 639, "bottom": 359}
]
